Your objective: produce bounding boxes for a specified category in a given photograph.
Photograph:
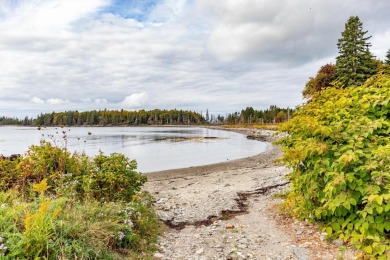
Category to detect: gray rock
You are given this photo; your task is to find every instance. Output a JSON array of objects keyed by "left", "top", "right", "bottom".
[
  {"left": 163, "top": 248, "right": 173, "bottom": 255},
  {"left": 290, "top": 246, "right": 311, "bottom": 260},
  {"left": 332, "top": 239, "right": 344, "bottom": 247},
  {"left": 155, "top": 198, "right": 168, "bottom": 204}
]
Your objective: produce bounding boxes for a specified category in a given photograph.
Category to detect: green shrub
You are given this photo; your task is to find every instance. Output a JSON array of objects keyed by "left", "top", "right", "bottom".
[
  {"left": 277, "top": 73, "right": 390, "bottom": 258},
  {"left": 3, "top": 141, "right": 146, "bottom": 202},
  {"left": 0, "top": 141, "right": 159, "bottom": 259}
]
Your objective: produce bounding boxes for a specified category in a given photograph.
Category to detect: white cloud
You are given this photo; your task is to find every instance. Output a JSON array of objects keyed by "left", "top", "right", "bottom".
[
  {"left": 31, "top": 97, "right": 45, "bottom": 104},
  {"left": 80, "top": 98, "right": 92, "bottom": 103},
  {"left": 199, "top": 0, "right": 390, "bottom": 63},
  {"left": 47, "top": 98, "right": 69, "bottom": 105},
  {"left": 120, "top": 92, "right": 149, "bottom": 108},
  {"left": 94, "top": 98, "right": 108, "bottom": 104},
  {"left": 0, "top": 0, "right": 389, "bottom": 118},
  {"left": 0, "top": 0, "right": 110, "bottom": 32}
]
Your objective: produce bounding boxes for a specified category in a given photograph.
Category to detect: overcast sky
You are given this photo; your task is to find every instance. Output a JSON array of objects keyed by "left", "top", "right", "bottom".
[{"left": 0, "top": 0, "right": 389, "bottom": 118}]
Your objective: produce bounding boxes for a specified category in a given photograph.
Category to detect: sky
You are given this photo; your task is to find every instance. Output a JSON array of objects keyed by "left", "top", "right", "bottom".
[{"left": 0, "top": 0, "right": 389, "bottom": 118}]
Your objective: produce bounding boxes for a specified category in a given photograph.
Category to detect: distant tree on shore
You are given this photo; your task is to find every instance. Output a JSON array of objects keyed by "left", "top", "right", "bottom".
[{"left": 335, "top": 16, "right": 377, "bottom": 88}]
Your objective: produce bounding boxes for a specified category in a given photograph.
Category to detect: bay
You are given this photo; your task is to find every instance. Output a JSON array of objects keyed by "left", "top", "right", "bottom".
[{"left": 0, "top": 126, "right": 268, "bottom": 172}]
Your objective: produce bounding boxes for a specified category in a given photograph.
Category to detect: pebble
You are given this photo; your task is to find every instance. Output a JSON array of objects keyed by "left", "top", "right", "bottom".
[
  {"left": 332, "top": 239, "right": 344, "bottom": 247},
  {"left": 153, "top": 252, "right": 164, "bottom": 259},
  {"left": 196, "top": 248, "right": 204, "bottom": 255},
  {"left": 290, "top": 246, "right": 311, "bottom": 260}
]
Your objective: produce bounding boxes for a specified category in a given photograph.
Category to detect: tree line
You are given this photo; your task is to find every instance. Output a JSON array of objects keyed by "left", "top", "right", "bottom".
[
  {"left": 0, "top": 116, "right": 33, "bottom": 126},
  {"left": 1, "top": 105, "right": 294, "bottom": 127},
  {"left": 34, "top": 109, "right": 204, "bottom": 126},
  {"left": 214, "top": 105, "right": 294, "bottom": 124}
]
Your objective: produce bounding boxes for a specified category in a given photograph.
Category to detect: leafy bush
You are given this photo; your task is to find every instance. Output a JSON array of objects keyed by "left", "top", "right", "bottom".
[
  {"left": 277, "top": 73, "right": 390, "bottom": 257},
  {"left": 0, "top": 141, "right": 159, "bottom": 259},
  {"left": 3, "top": 141, "right": 146, "bottom": 202}
]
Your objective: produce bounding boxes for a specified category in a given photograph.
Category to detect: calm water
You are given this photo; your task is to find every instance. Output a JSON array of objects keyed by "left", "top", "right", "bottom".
[{"left": 0, "top": 126, "right": 268, "bottom": 172}]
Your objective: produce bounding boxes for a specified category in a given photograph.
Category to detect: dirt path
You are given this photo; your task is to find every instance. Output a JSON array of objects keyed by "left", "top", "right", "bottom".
[{"left": 144, "top": 128, "right": 355, "bottom": 260}]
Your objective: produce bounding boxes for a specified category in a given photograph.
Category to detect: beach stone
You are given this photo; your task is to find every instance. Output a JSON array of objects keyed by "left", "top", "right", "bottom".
[
  {"left": 196, "top": 248, "right": 204, "bottom": 254},
  {"left": 153, "top": 252, "right": 164, "bottom": 259},
  {"left": 290, "top": 247, "right": 311, "bottom": 260},
  {"left": 332, "top": 239, "right": 344, "bottom": 247}
]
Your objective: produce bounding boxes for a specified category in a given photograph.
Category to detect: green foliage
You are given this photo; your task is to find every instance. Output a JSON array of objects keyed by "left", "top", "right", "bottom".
[
  {"left": 0, "top": 190, "right": 159, "bottom": 259},
  {"left": 3, "top": 141, "right": 146, "bottom": 202},
  {"left": 336, "top": 16, "right": 377, "bottom": 88},
  {"left": 90, "top": 153, "right": 146, "bottom": 202},
  {"left": 277, "top": 73, "right": 390, "bottom": 257},
  {"left": 302, "top": 64, "right": 336, "bottom": 99},
  {"left": 0, "top": 144, "right": 159, "bottom": 258}
]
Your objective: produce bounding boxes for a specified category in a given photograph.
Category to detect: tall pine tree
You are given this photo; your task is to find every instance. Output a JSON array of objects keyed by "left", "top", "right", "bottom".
[
  {"left": 385, "top": 49, "right": 390, "bottom": 65},
  {"left": 336, "top": 16, "right": 377, "bottom": 87}
]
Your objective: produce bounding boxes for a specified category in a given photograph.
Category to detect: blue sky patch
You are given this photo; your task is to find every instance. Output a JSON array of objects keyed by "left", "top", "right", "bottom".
[{"left": 101, "top": 0, "right": 162, "bottom": 21}]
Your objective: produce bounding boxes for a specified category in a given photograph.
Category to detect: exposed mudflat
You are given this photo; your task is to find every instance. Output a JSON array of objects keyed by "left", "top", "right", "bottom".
[{"left": 144, "top": 128, "right": 355, "bottom": 260}]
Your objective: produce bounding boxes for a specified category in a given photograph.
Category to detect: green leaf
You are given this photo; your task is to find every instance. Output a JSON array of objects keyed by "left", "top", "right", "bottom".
[
  {"left": 376, "top": 216, "right": 384, "bottom": 224},
  {"left": 376, "top": 244, "right": 386, "bottom": 255},
  {"left": 332, "top": 223, "right": 341, "bottom": 232},
  {"left": 376, "top": 196, "right": 383, "bottom": 205},
  {"left": 377, "top": 223, "right": 385, "bottom": 233},
  {"left": 384, "top": 222, "right": 390, "bottom": 231},
  {"left": 363, "top": 245, "right": 373, "bottom": 254},
  {"left": 326, "top": 227, "right": 333, "bottom": 235},
  {"left": 343, "top": 201, "right": 351, "bottom": 210}
]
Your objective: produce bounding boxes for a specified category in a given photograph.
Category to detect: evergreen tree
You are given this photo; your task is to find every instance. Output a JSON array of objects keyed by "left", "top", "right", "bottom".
[
  {"left": 335, "top": 16, "right": 377, "bottom": 87},
  {"left": 385, "top": 49, "right": 390, "bottom": 65}
]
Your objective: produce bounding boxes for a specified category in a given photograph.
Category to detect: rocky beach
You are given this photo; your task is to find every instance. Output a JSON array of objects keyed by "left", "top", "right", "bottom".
[{"left": 144, "top": 128, "right": 355, "bottom": 260}]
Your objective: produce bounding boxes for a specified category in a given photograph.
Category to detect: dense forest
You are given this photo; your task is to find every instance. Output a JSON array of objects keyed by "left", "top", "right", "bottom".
[
  {"left": 223, "top": 105, "right": 293, "bottom": 124},
  {"left": 34, "top": 109, "right": 204, "bottom": 126},
  {"left": 0, "top": 105, "right": 293, "bottom": 126},
  {"left": 0, "top": 116, "right": 32, "bottom": 126}
]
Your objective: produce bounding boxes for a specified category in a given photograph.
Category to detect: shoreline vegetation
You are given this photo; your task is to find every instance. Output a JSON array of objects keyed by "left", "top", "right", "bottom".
[
  {"left": 0, "top": 139, "right": 160, "bottom": 258},
  {"left": 0, "top": 105, "right": 293, "bottom": 127}
]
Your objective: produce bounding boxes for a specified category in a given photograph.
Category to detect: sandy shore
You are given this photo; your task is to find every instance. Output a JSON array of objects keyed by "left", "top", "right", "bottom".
[{"left": 144, "top": 127, "right": 355, "bottom": 260}]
